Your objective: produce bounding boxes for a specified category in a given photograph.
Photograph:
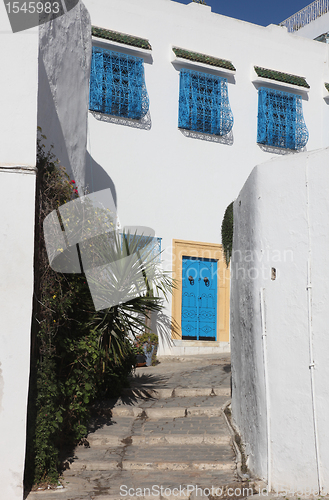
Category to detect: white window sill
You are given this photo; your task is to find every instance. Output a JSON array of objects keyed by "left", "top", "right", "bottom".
[{"left": 172, "top": 55, "right": 236, "bottom": 77}]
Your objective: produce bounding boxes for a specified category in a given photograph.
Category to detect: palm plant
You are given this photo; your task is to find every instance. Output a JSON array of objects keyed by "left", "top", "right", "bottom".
[{"left": 86, "top": 231, "right": 175, "bottom": 366}]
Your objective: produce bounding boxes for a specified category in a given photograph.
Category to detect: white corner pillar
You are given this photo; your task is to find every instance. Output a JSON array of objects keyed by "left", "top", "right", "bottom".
[{"left": 0, "top": 165, "right": 37, "bottom": 500}]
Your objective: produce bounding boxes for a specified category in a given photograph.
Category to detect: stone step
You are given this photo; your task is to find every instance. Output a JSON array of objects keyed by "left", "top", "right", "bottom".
[
  {"left": 122, "top": 460, "right": 235, "bottom": 471},
  {"left": 28, "top": 469, "right": 241, "bottom": 500},
  {"left": 93, "top": 394, "right": 229, "bottom": 413},
  {"left": 87, "top": 414, "right": 231, "bottom": 447},
  {"left": 122, "top": 386, "right": 230, "bottom": 399},
  {"left": 133, "top": 414, "right": 230, "bottom": 437},
  {"left": 123, "top": 444, "right": 235, "bottom": 470},
  {"left": 87, "top": 433, "right": 231, "bottom": 446},
  {"left": 138, "top": 394, "right": 229, "bottom": 409},
  {"left": 111, "top": 405, "right": 223, "bottom": 418},
  {"left": 70, "top": 458, "right": 235, "bottom": 472},
  {"left": 69, "top": 443, "right": 235, "bottom": 472},
  {"left": 106, "top": 394, "right": 229, "bottom": 419}
]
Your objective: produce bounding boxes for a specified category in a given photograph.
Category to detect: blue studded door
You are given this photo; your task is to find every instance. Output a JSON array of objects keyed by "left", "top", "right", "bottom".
[{"left": 181, "top": 256, "right": 217, "bottom": 341}]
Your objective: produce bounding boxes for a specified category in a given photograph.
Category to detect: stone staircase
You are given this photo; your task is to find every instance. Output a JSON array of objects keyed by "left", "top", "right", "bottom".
[{"left": 27, "top": 355, "right": 247, "bottom": 500}]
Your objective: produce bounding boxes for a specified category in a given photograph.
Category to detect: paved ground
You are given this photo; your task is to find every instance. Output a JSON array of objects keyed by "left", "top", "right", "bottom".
[{"left": 26, "top": 354, "right": 251, "bottom": 500}]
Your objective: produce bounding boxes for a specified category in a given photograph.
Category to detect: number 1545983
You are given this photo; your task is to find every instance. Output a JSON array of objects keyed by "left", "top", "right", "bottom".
[{"left": 5, "top": 2, "right": 60, "bottom": 14}]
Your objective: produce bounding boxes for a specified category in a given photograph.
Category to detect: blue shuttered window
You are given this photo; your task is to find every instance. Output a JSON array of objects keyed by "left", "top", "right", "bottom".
[
  {"left": 178, "top": 69, "right": 233, "bottom": 136},
  {"left": 89, "top": 46, "right": 149, "bottom": 119},
  {"left": 257, "top": 87, "right": 308, "bottom": 150}
]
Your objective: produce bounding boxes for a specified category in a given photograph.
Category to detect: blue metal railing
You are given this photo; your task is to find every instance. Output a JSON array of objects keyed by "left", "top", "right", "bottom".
[{"left": 280, "top": 0, "right": 329, "bottom": 33}]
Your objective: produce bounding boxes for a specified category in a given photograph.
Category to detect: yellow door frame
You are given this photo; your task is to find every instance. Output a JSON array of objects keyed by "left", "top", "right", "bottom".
[{"left": 172, "top": 239, "right": 230, "bottom": 343}]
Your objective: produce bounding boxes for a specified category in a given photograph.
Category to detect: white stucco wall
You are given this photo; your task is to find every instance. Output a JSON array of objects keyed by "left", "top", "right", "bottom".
[
  {"left": 0, "top": 167, "right": 37, "bottom": 500},
  {"left": 230, "top": 166, "right": 268, "bottom": 481},
  {"left": 38, "top": 1, "right": 92, "bottom": 192},
  {"left": 0, "top": 5, "right": 38, "bottom": 499},
  {"left": 82, "top": 0, "right": 329, "bottom": 355},
  {"left": 231, "top": 147, "right": 329, "bottom": 492},
  {"left": 0, "top": 2, "right": 38, "bottom": 166}
]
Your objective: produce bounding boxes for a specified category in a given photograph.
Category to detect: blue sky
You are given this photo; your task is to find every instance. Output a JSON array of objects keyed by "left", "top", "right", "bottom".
[{"left": 172, "top": 0, "right": 312, "bottom": 27}]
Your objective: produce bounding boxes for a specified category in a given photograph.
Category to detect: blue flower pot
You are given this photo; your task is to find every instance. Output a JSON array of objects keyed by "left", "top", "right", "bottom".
[{"left": 143, "top": 344, "right": 156, "bottom": 366}]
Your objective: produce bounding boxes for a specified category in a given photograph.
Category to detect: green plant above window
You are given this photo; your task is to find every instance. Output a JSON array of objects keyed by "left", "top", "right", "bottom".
[
  {"left": 254, "top": 66, "right": 309, "bottom": 88},
  {"left": 173, "top": 47, "right": 235, "bottom": 71},
  {"left": 91, "top": 26, "right": 152, "bottom": 50}
]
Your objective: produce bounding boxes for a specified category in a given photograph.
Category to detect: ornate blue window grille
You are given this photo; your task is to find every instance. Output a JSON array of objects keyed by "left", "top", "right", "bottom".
[
  {"left": 178, "top": 69, "right": 233, "bottom": 136},
  {"left": 257, "top": 87, "right": 308, "bottom": 150},
  {"left": 89, "top": 46, "right": 149, "bottom": 119}
]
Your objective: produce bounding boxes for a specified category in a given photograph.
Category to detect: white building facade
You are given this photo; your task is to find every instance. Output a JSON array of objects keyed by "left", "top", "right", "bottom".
[
  {"left": 83, "top": 0, "right": 329, "bottom": 356},
  {"left": 2, "top": 0, "right": 329, "bottom": 494}
]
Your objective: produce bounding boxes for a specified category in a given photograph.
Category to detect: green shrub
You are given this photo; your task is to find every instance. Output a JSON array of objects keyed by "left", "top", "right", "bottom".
[
  {"left": 25, "top": 132, "right": 136, "bottom": 487},
  {"left": 221, "top": 201, "right": 234, "bottom": 267}
]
